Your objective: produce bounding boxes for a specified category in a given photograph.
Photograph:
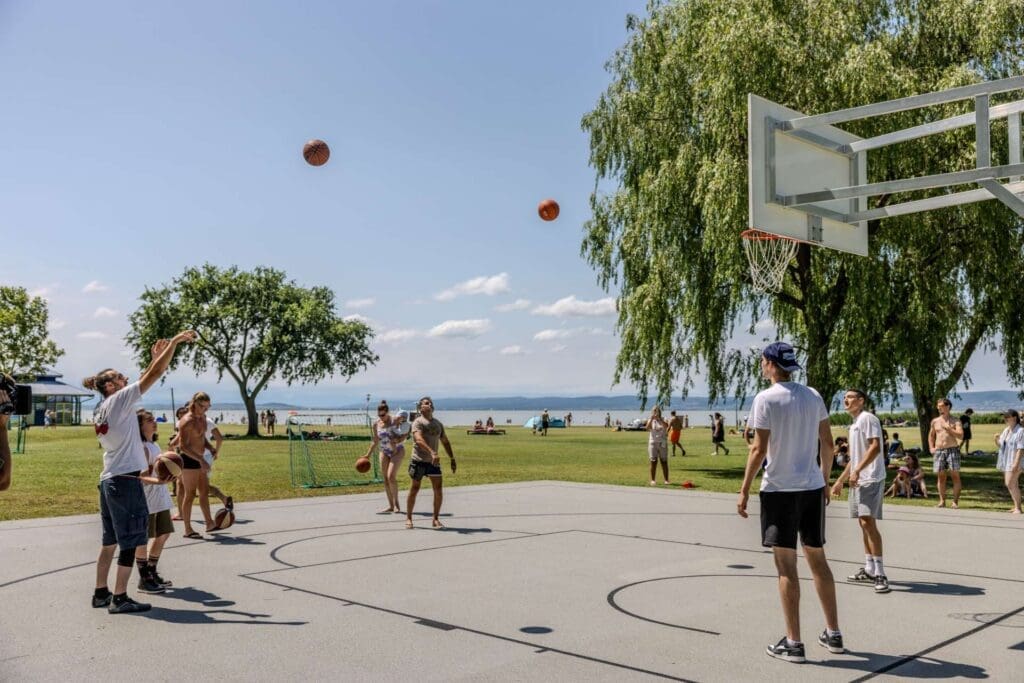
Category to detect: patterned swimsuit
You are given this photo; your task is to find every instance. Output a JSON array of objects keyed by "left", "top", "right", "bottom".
[{"left": 377, "top": 421, "right": 405, "bottom": 457}]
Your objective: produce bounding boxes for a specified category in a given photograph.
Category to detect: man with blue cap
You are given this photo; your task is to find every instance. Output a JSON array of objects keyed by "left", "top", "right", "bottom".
[{"left": 737, "top": 342, "right": 844, "bottom": 663}]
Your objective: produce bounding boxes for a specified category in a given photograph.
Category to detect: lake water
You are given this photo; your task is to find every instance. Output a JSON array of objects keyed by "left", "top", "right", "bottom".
[{"left": 165, "top": 409, "right": 743, "bottom": 428}]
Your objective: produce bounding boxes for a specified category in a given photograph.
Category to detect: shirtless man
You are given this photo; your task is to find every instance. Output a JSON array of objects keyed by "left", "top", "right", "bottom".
[
  {"left": 668, "top": 410, "right": 685, "bottom": 457},
  {"left": 176, "top": 393, "right": 216, "bottom": 537},
  {"left": 929, "top": 398, "right": 964, "bottom": 509}
]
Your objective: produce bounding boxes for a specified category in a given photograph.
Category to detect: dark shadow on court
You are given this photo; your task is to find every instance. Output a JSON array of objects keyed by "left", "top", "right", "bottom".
[
  {"left": 202, "top": 535, "right": 265, "bottom": 546},
  {"left": 814, "top": 652, "right": 987, "bottom": 679},
  {"left": 159, "top": 586, "right": 235, "bottom": 607},
  {"left": 887, "top": 581, "right": 984, "bottom": 596},
  {"left": 141, "top": 606, "right": 306, "bottom": 626},
  {"left": 411, "top": 512, "right": 453, "bottom": 518},
  {"left": 435, "top": 526, "right": 492, "bottom": 535}
]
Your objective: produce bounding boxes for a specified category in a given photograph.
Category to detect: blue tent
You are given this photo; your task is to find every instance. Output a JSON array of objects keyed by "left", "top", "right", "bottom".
[{"left": 523, "top": 416, "right": 566, "bottom": 429}]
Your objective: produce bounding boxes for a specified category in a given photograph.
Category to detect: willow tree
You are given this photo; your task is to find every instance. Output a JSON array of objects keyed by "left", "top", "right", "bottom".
[
  {"left": 127, "top": 265, "right": 377, "bottom": 436},
  {"left": 582, "top": 0, "right": 1024, "bottom": 441}
]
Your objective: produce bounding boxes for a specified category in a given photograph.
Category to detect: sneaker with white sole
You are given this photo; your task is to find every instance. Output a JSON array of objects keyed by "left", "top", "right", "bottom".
[
  {"left": 847, "top": 567, "right": 875, "bottom": 583},
  {"left": 766, "top": 637, "right": 805, "bottom": 663},
  {"left": 108, "top": 596, "right": 151, "bottom": 614},
  {"left": 137, "top": 576, "right": 166, "bottom": 594},
  {"left": 874, "top": 574, "right": 891, "bottom": 593},
  {"left": 818, "top": 630, "right": 844, "bottom": 654}
]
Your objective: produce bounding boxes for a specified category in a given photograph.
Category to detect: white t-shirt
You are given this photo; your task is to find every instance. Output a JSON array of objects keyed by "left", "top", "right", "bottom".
[
  {"left": 203, "top": 417, "right": 219, "bottom": 466},
  {"left": 142, "top": 441, "right": 173, "bottom": 513},
  {"left": 93, "top": 382, "right": 148, "bottom": 480},
  {"left": 749, "top": 382, "right": 829, "bottom": 492},
  {"left": 848, "top": 411, "right": 885, "bottom": 484}
]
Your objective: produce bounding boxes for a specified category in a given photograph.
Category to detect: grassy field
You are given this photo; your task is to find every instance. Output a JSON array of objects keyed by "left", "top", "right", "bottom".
[{"left": 0, "top": 421, "right": 1015, "bottom": 521}]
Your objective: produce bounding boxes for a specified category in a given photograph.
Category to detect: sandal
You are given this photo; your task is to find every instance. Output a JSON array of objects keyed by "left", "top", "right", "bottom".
[{"left": 183, "top": 531, "right": 203, "bottom": 539}]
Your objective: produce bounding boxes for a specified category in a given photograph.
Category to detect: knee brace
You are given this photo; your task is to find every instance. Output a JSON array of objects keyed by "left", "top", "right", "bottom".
[{"left": 117, "top": 547, "right": 136, "bottom": 568}]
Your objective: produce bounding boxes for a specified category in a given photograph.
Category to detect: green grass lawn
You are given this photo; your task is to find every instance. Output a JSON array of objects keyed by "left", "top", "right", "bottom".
[{"left": 1, "top": 421, "right": 1015, "bottom": 521}]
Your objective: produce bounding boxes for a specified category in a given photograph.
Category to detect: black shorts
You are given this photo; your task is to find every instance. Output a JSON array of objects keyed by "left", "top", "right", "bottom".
[
  {"left": 408, "top": 460, "right": 442, "bottom": 481},
  {"left": 98, "top": 476, "right": 150, "bottom": 550},
  {"left": 759, "top": 487, "right": 826, "bottom": 549},
  {"left": 180, "top": 451, "right": 202, "bottom": 470}
]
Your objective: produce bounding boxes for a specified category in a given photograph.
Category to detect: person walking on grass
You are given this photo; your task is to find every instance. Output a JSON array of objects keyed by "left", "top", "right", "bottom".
[
  {"left": 646, "top": 406, "right": 670, "bottom": 486},
  {"left": 959, "top": 408, "right": 974, "bottom": 454},
  {"left": 737, "top": 342, "right": 843, "bottom": 663},
  {"left": 929, "top": 398, "right": 964, "bottom": 509},
  {"left": 669, "top": 410, "right": 685, "bottom": 456},
  {"left": 84, "top": 330, "right": 196, "bottom": 614},
  {"left": 712, "top": 412, "right": 729, "bottom": 455},
  {"left": 407, "top": 397, "right": 456, "bottom": 529},
  {"left": 831, "top": 389, "right": 890, "bottom": 594},
  {"left": 995, "top": 409, "right": 1024, "bottom": 514}
]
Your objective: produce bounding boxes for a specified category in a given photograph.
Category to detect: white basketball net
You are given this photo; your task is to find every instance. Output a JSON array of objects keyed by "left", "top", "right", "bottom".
[{"left": 742, "top": 230, "right": 799, "bottom": 293}]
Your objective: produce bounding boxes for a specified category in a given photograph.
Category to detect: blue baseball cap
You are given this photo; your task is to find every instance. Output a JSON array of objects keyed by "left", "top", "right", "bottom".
[{"left": 762, "top": 342, "right": 801, "bottom": 372}]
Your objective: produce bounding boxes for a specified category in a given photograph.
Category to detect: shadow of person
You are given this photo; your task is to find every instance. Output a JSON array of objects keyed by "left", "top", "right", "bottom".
[
  {"left": 142, "top": 607, "right": 306, "bottom": 626},
  {"left": 159, "top": 586, "right": 235, "bottom": 607},
  {"left": 203, "top": 535, "right": 266, "bottom": 546},
  {"left": 815, "top": 652, "right": 987, "bottom": 679},
  {"left": 888, "top": 581, "right": 985, "bottom": 596},
  {"left": 436, "top": 526, "right": 492, "bottom": 535}
]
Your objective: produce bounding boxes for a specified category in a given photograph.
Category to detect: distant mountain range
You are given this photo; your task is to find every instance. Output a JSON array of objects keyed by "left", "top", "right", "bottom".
[{"left": 139, "top": 390, "right": 1023, "bottom": 412}]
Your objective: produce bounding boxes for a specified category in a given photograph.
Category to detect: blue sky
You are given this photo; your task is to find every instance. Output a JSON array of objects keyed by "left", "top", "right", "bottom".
[{"left": 0, "top": 1, "right": 1012, "bottom": 405}]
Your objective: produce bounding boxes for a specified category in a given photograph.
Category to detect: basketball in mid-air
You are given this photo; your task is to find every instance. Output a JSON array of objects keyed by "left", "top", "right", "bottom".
[
  {"left": 537, "top": 198, "right": 559, "bottom": 221},
  {"left": 303, "top": 139, "right": 330, "bottom": 166},
  {"left": 355, "top": 457, "right": 371, "bottom": 473}
]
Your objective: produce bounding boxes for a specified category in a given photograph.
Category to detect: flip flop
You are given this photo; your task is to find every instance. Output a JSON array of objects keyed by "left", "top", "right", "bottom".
[{"left": 183, "top": 531, "right": 203, "bottom": 539}]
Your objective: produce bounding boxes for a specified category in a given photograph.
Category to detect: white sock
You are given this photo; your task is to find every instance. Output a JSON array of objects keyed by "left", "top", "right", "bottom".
[
  {"left": 827, "top": 628, "right": 841, "bottom": 637},
  {"left": 864, "top": 555, "right": 874, "bottom": 573},
  {"left": 873, "top": 556, "right": 884, "bottom": 577},
  {"left": 786, "top": 637, "right": 802, "bottom": 647}
]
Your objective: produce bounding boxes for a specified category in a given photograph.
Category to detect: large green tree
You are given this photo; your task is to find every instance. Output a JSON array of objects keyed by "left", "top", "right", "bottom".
[
  {"left": 582, "top": 0, "right": 1024, "bottom": 447},
  {"left": 127, "top": 265, "right": 378, "bottom": 436},
  {"left": 0, "top": 286, "right": 64, "bottom": 377}
]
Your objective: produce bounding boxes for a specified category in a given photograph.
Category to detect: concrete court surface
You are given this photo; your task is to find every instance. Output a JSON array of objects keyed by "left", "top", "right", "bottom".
[{"left": 1, "top": 481, "right": 1023, "bottom": 682}]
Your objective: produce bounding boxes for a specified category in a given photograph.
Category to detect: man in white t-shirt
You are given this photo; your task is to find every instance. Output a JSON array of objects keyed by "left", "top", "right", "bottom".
[
  {"left": 85, "top": 331, "right": 195, "bottom": 614},
  {"left": 831, "top": 389, "right": 890, "bottom": 594},
  {"left": 737, "top": 342, "right": 843, "bottom": 663}
]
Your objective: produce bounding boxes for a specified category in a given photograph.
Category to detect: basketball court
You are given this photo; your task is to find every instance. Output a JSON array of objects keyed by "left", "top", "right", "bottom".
[{"left": 1, "top": 482, "right": 1022, "bottom": 681}]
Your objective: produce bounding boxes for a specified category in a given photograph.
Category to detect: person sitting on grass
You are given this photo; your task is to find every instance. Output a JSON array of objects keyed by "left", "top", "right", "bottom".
[{"left": 886, "top": 453, "right": 926, "bottom": 498}]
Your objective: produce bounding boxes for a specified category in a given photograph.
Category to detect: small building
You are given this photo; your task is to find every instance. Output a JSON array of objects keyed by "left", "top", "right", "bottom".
[{"left": 25, "top": 371, "right": 95, "bottom": 426}]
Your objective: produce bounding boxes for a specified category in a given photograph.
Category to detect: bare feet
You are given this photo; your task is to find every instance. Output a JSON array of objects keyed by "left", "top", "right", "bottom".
[
  {"left": 432, "top": 519, "right": 445, "bottom": 528},
  {"left": 936, "top": 501, "right": 946, "bottom": 508},
  {"left": 951, "top": 502, "right": 959, "bottom": 509},
  {"left": 405, "top": 519, "right": 414, "bottom": 529},
  {"left": 1010, "top": 508, "right": 1022, "bottom": 514},
  {"left": 378, "top": 507, "right": 395, "bottom": 514}
]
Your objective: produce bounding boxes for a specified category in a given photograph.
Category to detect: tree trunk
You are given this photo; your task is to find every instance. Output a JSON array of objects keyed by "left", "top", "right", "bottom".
[
  {"left": 910, "top": 382, "right": 936, "bottom": 456},
  {"left": 244, "top": 393, "right": 259, "bottom": 437}
]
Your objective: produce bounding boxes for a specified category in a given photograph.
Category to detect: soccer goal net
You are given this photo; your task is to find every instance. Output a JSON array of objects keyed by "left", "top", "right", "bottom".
[{"left": 287, "top": 413, "right": 382, "bottom": 488}]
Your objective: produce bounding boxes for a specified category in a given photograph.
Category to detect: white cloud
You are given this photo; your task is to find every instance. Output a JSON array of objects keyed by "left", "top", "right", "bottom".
[
  {"left": 345, "top": 298, "right": 375, "bottom": 309},
  {"left": 77, "top": 331, "right": 108, "bottom": 340},
  {"left": 427, "top": 319, "right": 492, "bottom": 338},
  {"left": 753, "top": 319, "right": 776, "bottom": 335},
  {"left": 29, "top": 283, "right": 59, "bottom": 300},
  {"left": 477, "top": 345, "right": 493, "bottom": 353},
  {"left": 435, "top": 273, "right": 510, "bottom": 301},
  {"left": 377, "top": 328, "right": 419, "bottom": 344},
  {"left": 551, "top": 344, "right": 568, "bottom": 353},
  {"left": 532, "top": 295, "right": 616, "bottom": 317},
  {"left": 93, "top": 306, "right": 119, "bottom": 318},
  {"left": 83, "top": 280, "right": 109, "bottom": 293},
  {"left": 499, "top": 345, "right": 525, "bottom": 355},
  {"left": 495, "top": 298, "right": 531, "bottom": 312},
  {"left": 533, "top": 329, "right": 572, "bottom": 341},
  {"left": 49, "top": 319, "right": 67, "bottom": 330}
]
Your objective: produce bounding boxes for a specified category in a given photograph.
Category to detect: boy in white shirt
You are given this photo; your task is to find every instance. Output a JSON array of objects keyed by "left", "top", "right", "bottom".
[{"left": 831, "top": 389, "right": 890, "bottom": 594}]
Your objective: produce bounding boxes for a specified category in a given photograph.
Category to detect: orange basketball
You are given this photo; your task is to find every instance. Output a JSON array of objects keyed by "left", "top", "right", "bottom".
[
  {"left": 537, "top": 198, "right": 559, "bottom": 221},
  {"left": 355, "top": 457, "right": 371, "bottom": 473},
  {"left": 303, "top": 139, "right": 330, "bottom": 166}
]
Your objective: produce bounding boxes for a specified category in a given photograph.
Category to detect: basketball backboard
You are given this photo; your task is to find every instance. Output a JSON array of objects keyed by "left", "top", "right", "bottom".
[{"left": 748, "top": 94, "right": 868, "bottom": 256}]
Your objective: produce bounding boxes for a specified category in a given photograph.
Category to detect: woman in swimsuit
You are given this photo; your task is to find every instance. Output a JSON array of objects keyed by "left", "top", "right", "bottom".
[{"left": 364, "top": 400, "right": 408, "bottom": 514}]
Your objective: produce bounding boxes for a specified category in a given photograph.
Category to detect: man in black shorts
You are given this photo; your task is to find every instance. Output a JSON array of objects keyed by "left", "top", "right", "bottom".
[
  {"left": 406, "top": 397, "right": 456, "bottom": 529},
  {"left": 737, "top": 342, "right": 843, "bottom": 662}
]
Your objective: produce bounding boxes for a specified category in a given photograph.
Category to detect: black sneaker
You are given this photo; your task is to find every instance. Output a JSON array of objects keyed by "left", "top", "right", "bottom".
[
  {"left": 874, "top": 574, "right": 891, "bottom": 594},
  {"left": 818, "top": 629, "right": 844, "bottom": 654},
  {"left": 108, "top": 596, "right": 151, "bottom": 614},
  {"left": 91, "top": 592, "right": 112, "bottom": 608},
  {"left": 847, "top": 567, "right": 875, "bottom": 583},
  {"left": 152, "top": 571, "right": 172, "bottom": 587},
  {"left": 137, "top": 576, "right": 166, "bottom": 594},
  {"left": 766, "top": 637, "right": 805, "bottom": 663}
]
